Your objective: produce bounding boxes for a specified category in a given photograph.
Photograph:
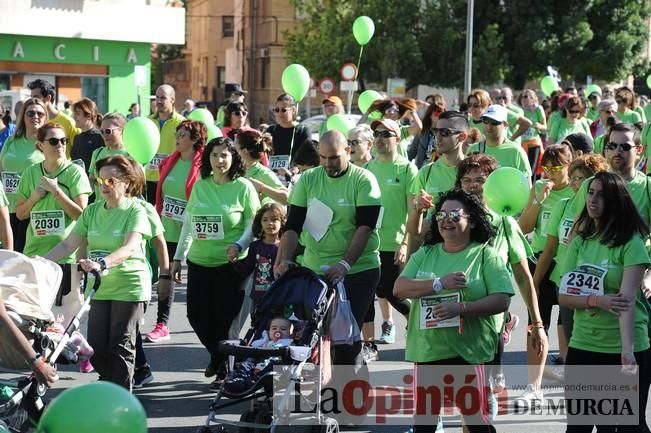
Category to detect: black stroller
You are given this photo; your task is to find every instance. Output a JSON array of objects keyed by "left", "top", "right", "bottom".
[
  {"left": 196, "top": 266, "right": 340, "bottom": 433},
  {"left": 0, "top": 251, "right": 101, "bottom": 433}
]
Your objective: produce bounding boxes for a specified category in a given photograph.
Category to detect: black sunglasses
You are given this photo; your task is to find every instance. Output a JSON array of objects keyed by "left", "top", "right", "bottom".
[
  {"left": 233, "top": 110, "right": 248, "bottom": 116},
  {"left": 47, "top": 137, "right": 68, "bottom": 146},
  {"left": 431, "top": 127, "right": 462, "bottom": 137},
  {"left": 482, "top": 118, "right": 502, "bottom": 126},
  {"left": 348, "top": 139, "right": 361, "bottom": 147},
  {"left": 26, "top": 110, "right": 46, "bottom": 118},
  {"left": 273, "top": 107, "right": 292, "bottom": 113},
  {"left": 605, "top": 142, "right": 635, "bottom": 152},
  {"left": 373, "top": 130, "right": 396, "bottom": 139}
]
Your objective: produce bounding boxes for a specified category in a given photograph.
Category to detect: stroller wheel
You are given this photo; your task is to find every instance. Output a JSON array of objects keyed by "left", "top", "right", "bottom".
[
  {"left": 311, "top": 417, "right": 338, "bottom": 433},
  {"left": 238, "top": 409, "right": 256, "bottom": 433},
  {"left": 253, "top": 406, "right": 272, "bottom": 433}
]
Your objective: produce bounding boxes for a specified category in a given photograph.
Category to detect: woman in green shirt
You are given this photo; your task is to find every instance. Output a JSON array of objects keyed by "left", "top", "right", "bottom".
[
  {"left": 0, "top": 98, "right": 48, "bottom": 252},
  {"left": 559, "top": 172, "right": 650, "bottom": 432},
  {"left": 517, "top": 89, "right": 547, "bottom": 181},
  {"left": 172, "top": 137, "right": 260, "bottom": 388},
  {"left": 46, "top": 154, "right": 152, "bottom": 389},
  {"left": 235, "top": 128, "right": 289, "bottom": 205},
  {"left": 16, "top": 122, "right": 91, "bottom": 317},
  {"left": 89, "top": 113, "right": 129, "bottom": 200},
  {"left": 615, "top": 87, "right": 643, "bottom": 125},
  {"left": 395, "top": 188, "right": 513, "bottom": 433},
  {"left": 548, "top": 96, "right": 591, "bottom": 144}
]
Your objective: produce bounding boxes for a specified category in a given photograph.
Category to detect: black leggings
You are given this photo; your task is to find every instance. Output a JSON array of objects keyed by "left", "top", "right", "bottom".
[
  {"left": 156, "top": 241, "right": 178, "bottom": 325},
  {"left": 9, "top": 213, "right": 29, "bottom": 253},
  {"left": 364, "top": 251, "right": 410, "bottom": 323},
  {"left": 565, "top": 347, "right": 650, "bottom": 433},
  {"left": 527, "top": 257, "right": 561, "bottom": 332},
  {"left": 527, "top": 145, "right": 541, "bottom": 183}
]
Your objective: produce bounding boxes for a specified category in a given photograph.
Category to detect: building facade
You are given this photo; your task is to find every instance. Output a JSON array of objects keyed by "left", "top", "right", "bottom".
[{"left": 0, "top": 0, "right": 185, "bottom": 115}]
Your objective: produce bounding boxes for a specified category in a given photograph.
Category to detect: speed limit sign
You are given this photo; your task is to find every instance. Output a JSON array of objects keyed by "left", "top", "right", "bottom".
[{"left": 319, "top": 78, "right": 335, "bottom": 95}]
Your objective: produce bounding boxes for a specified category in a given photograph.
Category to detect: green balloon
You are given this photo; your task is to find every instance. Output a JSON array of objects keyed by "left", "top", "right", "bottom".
[
  {"left": 646, "top": 74, "right": 651, "bottom": 90},
  {"left": 368, "top": 110, "right": 382, "bottom": 121},
  {"left": 123, "top": 117, "right": 160, "bottom": 165},
  {"left": 483, "top": 167, "right": 530, "bottom": 216},
  {"left": 36, "top": 382, "right": 147, "bottom": 433},
  {"left": 358, "top": 90, "right": 382, "bottom": 114},
  {"left": 207, "top": 124, "right": 223, "bottom": 141},
  {"left": 585, "top": 83, "right": 601, "bottom": 97},
  {"left": 281, "top": 64, "right": 310, "bottom": 102},
  {"left": 353, "top": 16, "right": 375, "bottom": 46},
  {"left": 540, "top": 76, "right": 559, "bottom": 97},
  {"left": 187, "top": 108, "right": 214, "bottom": 126},
  {"left": 326, "top": 114, "right": 354, "bottom": 136}
]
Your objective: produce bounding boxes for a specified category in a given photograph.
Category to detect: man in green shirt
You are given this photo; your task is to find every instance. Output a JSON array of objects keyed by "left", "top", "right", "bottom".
[
  {"left": 275, "top": 130, "right": 381, "bottom": 369},
  {"left": 497, "top": 87, "right": 532, "bottom": 144}
]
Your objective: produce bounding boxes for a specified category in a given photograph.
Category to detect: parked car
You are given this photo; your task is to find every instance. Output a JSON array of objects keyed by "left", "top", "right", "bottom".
[{"left": 300, "top": 114, "right": 362, "bottom": 141}]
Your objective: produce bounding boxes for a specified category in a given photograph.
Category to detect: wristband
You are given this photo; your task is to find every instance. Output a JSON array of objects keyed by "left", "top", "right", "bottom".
[
  {"left": 338, "top": 260, "right": 351, "bottom": 272},
  {"left": 459, "top": 302, "right": 465, "bottom": 316}
]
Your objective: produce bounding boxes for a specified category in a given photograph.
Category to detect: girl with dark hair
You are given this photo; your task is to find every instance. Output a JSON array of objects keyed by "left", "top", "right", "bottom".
[
  {"left": 409, "top": 95, "right": 447, "bottom": 168},
  {"left": 559, "top": 171, "right": 650, "bottom": 433},
  {"left": 395, "top": 188, "right": 513, "bottom": 433},
  {"left": 221, "top": 101, "right": 250, "bottom": 139},
  {"left": 266, "top": 93, "right": 311, "bottom": 165},
  {"left": 548, "top": 96, "right": 591, "bottom": 144},
  {"left": 71, "top": 97, "right": 104, "bottom": 175},
  {"left": 172, "top": 137, "right": 260, "bottom": 388},
  {"left": 235, "top": 129, "right": 289, "bottom": 205}
]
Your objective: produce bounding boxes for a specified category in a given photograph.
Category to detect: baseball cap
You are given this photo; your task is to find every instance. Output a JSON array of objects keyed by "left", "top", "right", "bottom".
[
  {"left": 322, "top": 96, "right": 343, "bottom": 106},
  {"left": 481, "top": 104, "right": 508, "bottom": 123},
  {"left": 370, "top": 118, "right": 401, "bottom": 138},
  {"left": 563, "top": 133, "right": 593, "bottom": 154}
]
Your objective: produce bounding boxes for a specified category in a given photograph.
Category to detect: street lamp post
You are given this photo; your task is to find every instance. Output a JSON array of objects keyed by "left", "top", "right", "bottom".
[{"left": 463, "top": 0, "right": 474, "bottom": 101}]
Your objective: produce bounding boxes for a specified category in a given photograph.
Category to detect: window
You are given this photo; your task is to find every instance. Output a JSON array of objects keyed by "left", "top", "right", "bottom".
[
  {"left": 222, "top": 16, "right": 234, "bottom": 38},
  {"left": 81, "top": 77, "right": 107, "bottom": 114},
  {"left": 216, "top": 66, "right": 225, "bottom": 89}
]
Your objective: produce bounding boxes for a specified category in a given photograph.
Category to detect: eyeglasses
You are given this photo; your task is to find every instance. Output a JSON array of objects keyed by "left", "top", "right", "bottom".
[
  {"left": 46, "top": 137, "right": 68, "bottom": 146},
  {"left": 175, "top": 130, "right": 190, "bottom": 138},
  {"left": 102, "top": 128, "right": 120, "bottom": 135},
  {"left": 96, "top": 177, "right": 117, "bottom": 187},
  {"left": 468, "top": 103, "right": 482, "bottom": 109},
  {"left": 543, "top": 165, "right": 564, "bottom": 172},
  {"left": 605, "top": 142, "right": 635, "bottom": 152},
  {"left": 434, "top": 209, "right": 467, "bottom": 223},
  {"left": 26, "top": 110, "right": 46, "bottom": 118},
  {"left": 431, "top": 127, "right": 462, "bottom": 137},
  {"left": 233, "top": 111, "right": 248, "bottom": 116},
  {"left": 273, "top": 107, "right": 292, "bottom": 113},
  {"left": 568, "top": 110, "right": 581, "bottom": 115},
  {"left": 373, "top": 130, "right": 397, "bottom": 139},
  {"left": 348, "top": 139, "right": 361, "bottom": 147},
  {"left": 385, "top": 108, "right": 400, "bottom": 115},
  {"left": 460, "top": 176, "right": 486, "bottom": 185},
  {"left": 482, "top": 118, "right": 502, "bottom": 126}
]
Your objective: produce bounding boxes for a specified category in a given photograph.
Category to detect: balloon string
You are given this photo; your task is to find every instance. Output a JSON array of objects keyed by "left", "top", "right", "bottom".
[
  {"left": 289, "top": 102, "right": 298, "bottom": 160},
  {"left": 354, "top": 46, "right": 364, "bottom": 81}
]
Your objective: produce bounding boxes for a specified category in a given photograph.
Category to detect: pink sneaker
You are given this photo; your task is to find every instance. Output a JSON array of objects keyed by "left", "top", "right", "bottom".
[
  {"left": 70, "top": 331, "right": 94, "bottom": 360},
  {"left": 145, "top": 323, "right": 170, "bottom": 343},
  {"left": 79, "top": 359, "right": 94, "bottom": 373},
  {"left": 502, "top": 313, "right": 520, "bottom": 346}
]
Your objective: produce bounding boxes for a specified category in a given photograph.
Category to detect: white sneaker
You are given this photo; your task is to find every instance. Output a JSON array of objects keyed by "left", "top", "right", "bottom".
[{"left": 517, "top": 384, "right": 543, "bottom": 408}]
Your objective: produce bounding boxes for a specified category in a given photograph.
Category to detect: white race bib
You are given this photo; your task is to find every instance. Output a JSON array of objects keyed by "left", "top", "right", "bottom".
[
  {"left": 419, "top": 292, "right": 461, "bottom": 330},
  {"left": 162, "top": 196, "right": 187, "bottom": 222},
  {"left": 269, "top": 155, "right": 290, "bottom": 171},
  {"left": 30, "top": 210, "right": 65, "bottom": 237},
  {"left": 2, "top": 172, "right": 20, "bottom": 194},
  {"left": 522, "top": 127, "right": 536, "bottom": 139},
  {"left": 559, "top": 217, "right": 574, "bottom": 245},
  {"left": 559, "top": 264, "right": 607, "bottom": 297},
  {"left": 192, "top": 215, "right": 224, "bottom": 240},
  {"left": 147, "top": 153, "right": 168, "bottom": 171}
]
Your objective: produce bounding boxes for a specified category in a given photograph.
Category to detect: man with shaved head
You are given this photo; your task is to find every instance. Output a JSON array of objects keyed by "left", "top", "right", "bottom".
[{"left": 275, "top": 129, "right": 381, "bottom": 370}]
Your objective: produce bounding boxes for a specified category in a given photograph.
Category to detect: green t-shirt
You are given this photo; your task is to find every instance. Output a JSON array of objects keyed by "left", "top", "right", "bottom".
[
  {"left": 73, "top": 198, "right": 152, "bottom": 302},
  {"left": 618, "top": 110, "right": 642, "bottom": 125},
  {"left": 289, "top": 164, "right": 381, "bottom": 274},
  {"left": 0, "top": 136, "right": 45, "bottom": 212},
  {"left": 644, "top": 106, "right": 651, "bottom": 127},
  {"left": 642, "top": 123, "right": 651, "bottom": 174},
  {"left": 411, "top": 157, "right": 457, "bottom": 200},
  {"left": 571, "top": 171, "right": 651, "bottom": 225},
  {"left": 548, "top": 117, "right": 591, "bottom": 144},
  {"left": 18, "top": 161, "right": 92, "bottom": 263},
  {"left": 547, "top": 111, "right": 562, "bottom": 136},
  {"left": 365, "top": 157, "right": 418, "bottom": 251},
  {"left": 490, "top": 210, "right": 533, "bottom": 266},
  {"left": 560, "top": 234, "right": 650, "bottom": 353},
  {"left": 530, "top": 181, "right": 574, "bottom": 253},
  {"left": 505, "top": 106, "right": 523, "bottom": 144},
  {"left": 402, "top": 243, "right": 514, "bottom": 364},
  {"left": 246, "top": 162, "right": 285, "bottom": 205},
  {"left": 466, "top": 139, "right": 532, "bottom": 177},
  {"left": 186, "top": 177, "right": 260, "bottom": 267},
  {"left": 521, "top": 106, "right": 545, "bottom": 141},
  {"left": 636, "top": 107, "right": 647, "bottom": 124},
  {"left": 468, "top": 117, "right": 485, "bottom": 138},
  {"left": 161, "top": 159, "right": 191, "bottom": 243},
  {"left": 586, "top": 107, "right": 600, "bottom": 122},
  {"left": 89, "top": 146, "right": 129, "bottom": 199},
  {"left": 593, "top": 134, "right": 605, "bottom": 155},
  {"left": 137, "top": 198, "right": 164, "bottom": 238},
  {"left": 0, "top": 188, "right": 6, "bottom": 249},
  {"left": 544, "top": 197, "right": 574, "bottom": 285}
]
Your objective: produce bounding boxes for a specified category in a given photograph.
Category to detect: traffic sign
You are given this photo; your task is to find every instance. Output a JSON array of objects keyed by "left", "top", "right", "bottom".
[
  {"left": 310, "top": 77, "right": 317, "bottom": 89},
  {"left": 319, "top": 78, "right": 335, "bottom": 95},
  {"left": 340, "top": 63, "right": 357, "bottom": 81},
  {"left": 340, "top": 81, "right": 359, "bottom": 92}
]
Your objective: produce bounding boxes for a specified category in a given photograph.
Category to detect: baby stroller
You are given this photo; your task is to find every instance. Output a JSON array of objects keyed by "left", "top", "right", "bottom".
[
  {"left": 196, "top": 266, "right": 340, "bottom": 433},
  {"left": 0, "top": 251, "right": 101, "bottom": 433}
]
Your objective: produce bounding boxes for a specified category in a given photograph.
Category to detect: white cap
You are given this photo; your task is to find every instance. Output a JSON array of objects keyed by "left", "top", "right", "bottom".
[{"left": 481, "top": 104, "right": 508, "bottom": 123}]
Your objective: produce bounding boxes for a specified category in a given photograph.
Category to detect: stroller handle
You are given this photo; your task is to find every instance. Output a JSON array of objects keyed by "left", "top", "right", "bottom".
[{"left": 88, "top": 269, "right": 101, "bottom": 292}]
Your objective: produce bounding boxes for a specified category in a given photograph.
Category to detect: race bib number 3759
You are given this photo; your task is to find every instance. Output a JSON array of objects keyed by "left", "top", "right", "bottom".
[{"left": 191, "top": 215, "right": 224, "bottom": 240}]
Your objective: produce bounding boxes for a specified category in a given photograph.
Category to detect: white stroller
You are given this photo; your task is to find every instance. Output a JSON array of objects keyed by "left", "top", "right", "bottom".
[{"left": 0, "top": 251, "right": 101, "bottom": 432}]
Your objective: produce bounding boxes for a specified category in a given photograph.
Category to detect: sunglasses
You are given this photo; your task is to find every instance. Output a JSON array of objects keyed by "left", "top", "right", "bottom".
[
  {"left": 233, "top": 110, "right": 247, "bottom": 116},
  {"left": 348, "top": 139, "right": 361, "bottom": 147},
  {"left": 273, "top": 107, "right": 292, "bottom": 113},
  {"left": 495, "top": 96, "right": 506, "bottom": 100},
  {"left": 26, "top": 110, "right": 46, "bottom": 118},
  {"left": 96, "top": 176, "right": 118, "bottom": 187},
  {"left": 102, "top": 128, "right": 120, "bottom": 135},
  {"left": 385, "top": 108, "right": 400, "bottom": 115},
  {"left": 568, "top": 110, "right": 581, "bottom": 114},
  {"left": 543, "top": 165, "right": 564, "bottom": 172},
  {"left": 435, "top": 209, "right": 467, "bottom": 223},
  {"left": 468, "top": 103, "right": 482, "bottom": 109},
  {"left": 431, "top": 127, "right": 462, "bottom": 137},
  {"left": 46, "top": 137, "right": 68, "bottom": 146},
  {"left": 482, "top": 118, "right": 502, "bottom": 126},
  {"left": 615, "top": 98, "right": 625, "bottom": 104},
  {"left": 460, "top": 176, "right": 486, "bottom": 185},
  {"left": 605, "top": 142, "right": 635, "bottom": 152},
  {"left": 600, "top": 109, "right": 615, "bottom": 115},
  {"left": 373, "top": 130, "right": 397, "bottom": 139}
]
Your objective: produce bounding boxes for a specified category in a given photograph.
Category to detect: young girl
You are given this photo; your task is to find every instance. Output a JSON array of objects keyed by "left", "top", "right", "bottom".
[{"left": 232, "top": 203, "right": 285, "bottom": 308}]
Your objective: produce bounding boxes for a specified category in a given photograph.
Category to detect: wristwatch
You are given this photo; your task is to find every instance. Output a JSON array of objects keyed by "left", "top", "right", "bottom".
[
  {"left": 432, "top": 277, "right": 443, "bottom": 293},
  {"left": 97, "top": 257, "right": 108, "bottom": 272}
]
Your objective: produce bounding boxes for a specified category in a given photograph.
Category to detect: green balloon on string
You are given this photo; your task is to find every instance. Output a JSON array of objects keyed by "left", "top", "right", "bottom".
[
  {"left": 281, "top": 64, "right": 311, "bottom": 102},
  {"left": 646, "top": 74, "right": 651, "bottom": 90},
  {"left": 207, "top": 124, "right": 223, "bottom": 141},
  {"left": 483, "top": 167, "right": 530, "bottom": 216},
  {"left": 187, "top": 108, "right": 214, "bottom": 126},
  {"left": 358, "top": 90, "right": 382, "bottom": 114},
  {"left": 123, "top": 117, "right": 160, "bottom": 164},
  {"left": 326, "top": 114, "right": 354, "bottom": 136},
  {"left": 36, "top": 382, "right": 147, "bottom": 433},
  {"left": 353, "top": 16, "right": 375, "bottom": 46},
  {"left": 540, "top": 76, "right": 559, "bottom": 97}
]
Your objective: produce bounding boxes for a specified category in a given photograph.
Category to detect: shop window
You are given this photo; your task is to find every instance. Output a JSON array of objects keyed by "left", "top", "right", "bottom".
[
  {"left": 0, "top": 74, "right": 9, "bottom": 91},
  {"left": 81, "top": 77, "right": 107, "bottom": 113}
]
